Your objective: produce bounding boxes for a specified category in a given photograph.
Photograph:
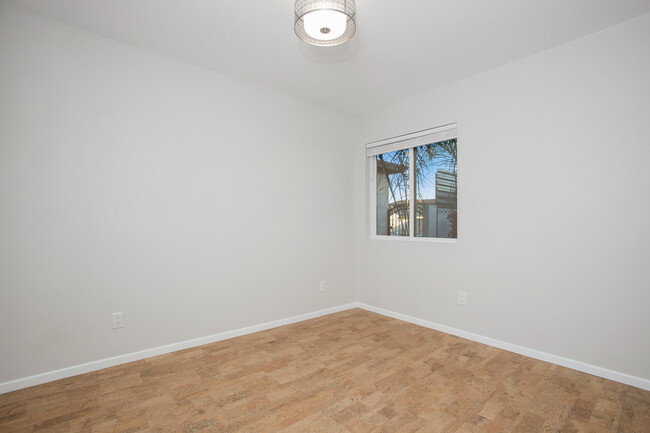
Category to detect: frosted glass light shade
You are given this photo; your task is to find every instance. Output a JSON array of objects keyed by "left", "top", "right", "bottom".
[
  {"left": 303, "top": 10, "right": 347, "bottom": 41},
  {"left": 294, "top": 0, "right": 356, "bottom": 47}
]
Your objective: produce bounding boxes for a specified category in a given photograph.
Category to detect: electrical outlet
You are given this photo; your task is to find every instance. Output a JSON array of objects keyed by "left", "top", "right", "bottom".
[
  {"left": 458, "top": 291, "right": 467, "bottom": 306},
  {"left": 319, "top": 280, "right": 326, "bottom": 292},
  {"left": 112, "top": 312, "right": 123, "bottom": 329}
]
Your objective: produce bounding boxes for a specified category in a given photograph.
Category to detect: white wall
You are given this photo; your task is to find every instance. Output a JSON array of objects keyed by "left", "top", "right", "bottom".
[
  {"left": 0, "top": 5, "right": 356, "bottom": 383},
  {"left": 355, "top": 13, "right": 650, "bottom": 381},
  {"left": 2, "top": 3, "right": 649, "bottom": 389}
]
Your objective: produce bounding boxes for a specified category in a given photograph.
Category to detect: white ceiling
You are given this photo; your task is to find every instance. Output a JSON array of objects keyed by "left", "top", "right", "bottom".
[{"left": 3, "top": 0, "right": 650, "bottom": 114}]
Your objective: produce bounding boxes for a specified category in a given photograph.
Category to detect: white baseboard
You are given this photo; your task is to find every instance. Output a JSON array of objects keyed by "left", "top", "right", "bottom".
[
  {"left": 0, "top": 303, "right": 358, "bottom": 395},
  {"left": 3, "top": 302, "right": 648, "bottom": 394},
  {"left": 355, "top": 302, "right": 650, "bottom": 391}
]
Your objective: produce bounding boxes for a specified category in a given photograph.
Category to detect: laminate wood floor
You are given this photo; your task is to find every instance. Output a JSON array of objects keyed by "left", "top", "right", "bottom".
[{"left": 1, "top": 308, "right": 649, "bottom": 432}]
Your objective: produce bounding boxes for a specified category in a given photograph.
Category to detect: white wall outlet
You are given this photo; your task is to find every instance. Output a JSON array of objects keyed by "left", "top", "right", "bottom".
[
  {"left": 112, "top": 312, "right": 123, "bottom": 329},
  {"left": 458, "top": 291, "right": 468, "bottom": 306},
  {"left": 319, "top": 280, "right": 326, "bottom": 292}
]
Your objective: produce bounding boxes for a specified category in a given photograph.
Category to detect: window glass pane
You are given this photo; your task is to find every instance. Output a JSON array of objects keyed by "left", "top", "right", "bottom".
[
  {"left": 414, "top": 139, "right": 457, "bottom": 238},
  {"left": 376, "top": 149, "right": 409, "bottom": 236}
]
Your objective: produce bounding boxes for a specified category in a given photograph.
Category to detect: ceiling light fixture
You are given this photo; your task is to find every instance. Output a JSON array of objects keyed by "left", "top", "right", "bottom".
[{"left": 294, "top": 0, "right": 356, "bottom": 47}]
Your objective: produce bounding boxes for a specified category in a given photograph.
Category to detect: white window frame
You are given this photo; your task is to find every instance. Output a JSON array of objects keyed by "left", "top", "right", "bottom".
[{"left": 367, "top": 123, "right": 458, "bottom": 243}]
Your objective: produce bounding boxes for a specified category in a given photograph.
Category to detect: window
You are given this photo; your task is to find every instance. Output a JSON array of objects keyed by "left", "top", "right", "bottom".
[
  {"left": 376, "top": 149, "right": 410, "bottom": 236},
  {"left": 368, "top": 124, "right": 457, "bottom": 241}
]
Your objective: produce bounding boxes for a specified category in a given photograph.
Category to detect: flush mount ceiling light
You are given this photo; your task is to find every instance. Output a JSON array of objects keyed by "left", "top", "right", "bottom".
[{"left": 294, "top": 0, "right": 356, "bottom": 47}]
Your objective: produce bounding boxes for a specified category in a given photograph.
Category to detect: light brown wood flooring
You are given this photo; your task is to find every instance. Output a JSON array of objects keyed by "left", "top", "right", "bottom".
[{"left": 0, "top": 308, "right": 649, "bottom": 432}]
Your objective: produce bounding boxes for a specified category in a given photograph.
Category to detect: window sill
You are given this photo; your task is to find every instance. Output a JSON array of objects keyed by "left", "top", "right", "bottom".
[{"left": 370, "top": 235, "right": 457, "bottom": 244}]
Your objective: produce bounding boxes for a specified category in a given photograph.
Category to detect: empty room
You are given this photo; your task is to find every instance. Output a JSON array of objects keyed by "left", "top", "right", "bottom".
[{"left": 1, "top": 0, "right": 649, "bottom": 432}]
